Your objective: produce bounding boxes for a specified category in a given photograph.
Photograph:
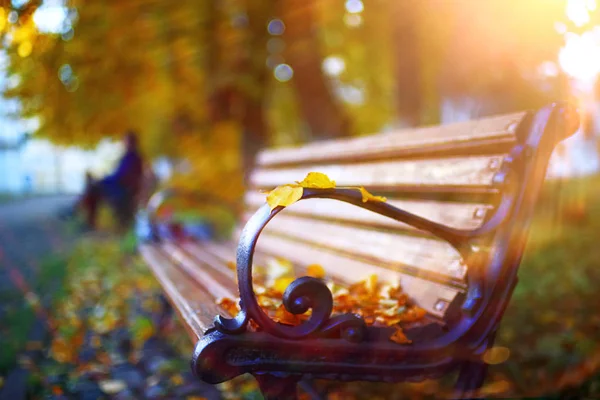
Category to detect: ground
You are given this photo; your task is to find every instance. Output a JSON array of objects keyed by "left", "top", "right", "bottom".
[
  {"left": 0, "top": 195, "right": 75, "bottom": 398},
  {"left": 0, "top": 195, "right": 74, "bottom": 291},
  {"left": 0, "top": 196, "right": 224, "bottom": 399},
  {"left": 2, "top": 177, "right": 600, "bottom": 399}
]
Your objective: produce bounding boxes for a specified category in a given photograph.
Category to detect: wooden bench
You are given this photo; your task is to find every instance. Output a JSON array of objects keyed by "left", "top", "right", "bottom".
[{"left": 138, "top": 103, "right": 578, "bottom": 399}]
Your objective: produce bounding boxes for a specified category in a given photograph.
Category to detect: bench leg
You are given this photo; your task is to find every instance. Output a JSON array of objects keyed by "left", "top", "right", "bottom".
[
  {"left": 254, "top": 374, "right": 300, "bottom": 400},
  {"left": 454, "top": 360, "right": 488, "bottom": 399}
]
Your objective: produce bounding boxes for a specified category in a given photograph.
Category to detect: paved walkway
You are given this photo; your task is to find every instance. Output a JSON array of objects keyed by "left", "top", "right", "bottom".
[
  {"left": 0, "top": 195, "right": 76, "bottom": 400},
  {"left": 0, "top": 195, "right": 75, "bottom": 291}
]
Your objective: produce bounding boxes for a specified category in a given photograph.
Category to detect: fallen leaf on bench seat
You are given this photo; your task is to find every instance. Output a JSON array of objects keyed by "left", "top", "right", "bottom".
[
  {"left": 217, "top": 297, "right": 240, "bottom": 316},
  {"left": 274, "top": 277, "right": 295, "bottom": 293},
  {"left": 306, "top": 264, "right": 325, "bottom": 278},
  {"left": 390, "top": 326, "right": 412, "bottom": 344},
  {"left": 274, "top": 304, "right": 301, "bottom": 325},
  {"left": 215, "top": 258, "right": 426, "bottom": 345},
  {"left": 296, "top": 172, "right": 336, "bottom": 189}
]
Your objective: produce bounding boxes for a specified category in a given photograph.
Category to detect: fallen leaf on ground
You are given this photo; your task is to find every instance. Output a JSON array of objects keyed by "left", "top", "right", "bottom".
[{"left": 482, "top": 346, "right": 511, "bottom": 364}]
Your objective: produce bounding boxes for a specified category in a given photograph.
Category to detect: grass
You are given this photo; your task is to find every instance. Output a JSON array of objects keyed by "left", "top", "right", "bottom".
[
  {"left": 490, "top": 176, "right": 600, "bottom": 397},
  {"left": 0, "top": 197, "right": 71, "bottom": 374},
  {"left": 0, "top": 291, "right": 36, "bottom": 373},
  {"left": 0, "top": 193, "right": 17, "bottom": 205},
  {"left": 0, "top": 256, "right": 67, "bottom": 374}
]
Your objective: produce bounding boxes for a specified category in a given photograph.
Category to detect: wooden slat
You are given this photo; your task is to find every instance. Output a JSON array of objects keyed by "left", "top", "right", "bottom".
[
  {"left": 189, "top": 240, "right": 314, "bottom": 281},
  {"left": 161, "top": 242, "right": 237, "bottom": 300},
  {"left": 242, "top": 214, "right": 466, "bottom": 283},
  {"left": 139, "top": 245, "right": 226, "bottom": 338},
  {"left": 181, "top": 242, "right": 236, "bottom": 280},
  {"left": 193, "top": 241, "right": 238, "bottom": 265},
  {"left": 257, "top": 112, "right": 525, "bottom": 166},
  {"left": 244, "top": 192, "right": 492, "bottom": 231},
  {"left": 250, "top": 155, "right": 505, "bottom": 192},
  {"left": 253, "top": 235, "right": 462, "bottom": 318},
  {"left": 184, "top": 241, "right": 455, "bottom": 323}
]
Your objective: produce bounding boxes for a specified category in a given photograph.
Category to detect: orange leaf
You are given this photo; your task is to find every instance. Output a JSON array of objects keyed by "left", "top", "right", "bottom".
[
  {"left": 390, "top": 326, "right": 412, "bottom": 344},
  {"left": 306, "top": 264, "right": 325, "bottom": 278},
  {"left": 274, "top": 304, "right": 300, "bottom": 325}
]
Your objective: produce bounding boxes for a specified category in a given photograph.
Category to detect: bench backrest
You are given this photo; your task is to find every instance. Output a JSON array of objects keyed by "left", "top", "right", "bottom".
[{"left": 237, "top": 107, "right": 574, "bottom": 322}]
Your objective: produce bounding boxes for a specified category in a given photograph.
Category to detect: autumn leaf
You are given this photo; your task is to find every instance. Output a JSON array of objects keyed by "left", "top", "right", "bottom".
[
  {"left": 51, "top": 337, "right": 74, "bottom": 363},
  {"left": 366, "top": 274, "right": 378, "bottom": 294},
  {"left": 267, "top": 257, "right": 294, "bottom": 279},
  {"left": 266, "top": 185, "right": 303, "bottom": 210},
  {"left": 357, "top": 187, "right": 387, "bottom": 203},
  {"left": 265, "top": 172, "right": 386, "bottom": 210},
  {"left": 274, "top": 277, "right": 295, "bottom": 294},
  {"left": 170, "top": 374, "right": 184, "bottom": 385},
  {"left": 390, "top": 326, "right": 412, "bottom": 344},
  {"left": 306, "top": 264, "right": 326, "bottom": 279},
  {"left": 274, "top": 304, "right": 300, "bottom": 325},
  {"left": 296, "top": 172, "right": 336, "bottom": 189},
  {"left": 479, "top": 380, "right": 512, "bottom": 396},
  {"left": 217, "top": 297, "right": 240, "bottom": 316},
  {"left": 482, "top": 346, "right": 511, "bottom": 364},
  {"left": 131, "top": 316, "right": 155, "bottom": 344}
]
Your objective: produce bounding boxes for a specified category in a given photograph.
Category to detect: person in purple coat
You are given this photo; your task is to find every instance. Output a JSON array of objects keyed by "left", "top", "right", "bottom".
[{"left": 81, "top": 132, "right": 144, "bottom": 229}]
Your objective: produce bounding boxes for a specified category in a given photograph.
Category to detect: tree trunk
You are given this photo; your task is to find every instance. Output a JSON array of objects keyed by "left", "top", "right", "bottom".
[
  {"left": 280, "top": 0, "right": 350, "bottom": 140},
  {"left": 390, "top": 1, "right": 422, "bottom": 127}
]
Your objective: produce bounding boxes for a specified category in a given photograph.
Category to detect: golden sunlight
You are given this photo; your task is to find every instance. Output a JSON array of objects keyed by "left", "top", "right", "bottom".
[{"left": 559, "top": 0, "right": 600, "bottom": 82}]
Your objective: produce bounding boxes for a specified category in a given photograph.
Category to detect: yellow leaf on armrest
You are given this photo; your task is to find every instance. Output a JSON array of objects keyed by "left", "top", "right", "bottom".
[
  {"left": 358, "top": 187, "right": 387, "bottom": 203},
  {"left": 266, "top": 185, "right": 303, "bottom": 210},
  {"left": 296, "top": 172, "right": 336, "bottom": 189}
]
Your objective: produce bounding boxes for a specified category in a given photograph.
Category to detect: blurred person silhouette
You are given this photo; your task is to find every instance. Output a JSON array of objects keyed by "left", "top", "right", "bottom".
[{"left": 80, "top": 131, "right": 144, "bottom": 230}]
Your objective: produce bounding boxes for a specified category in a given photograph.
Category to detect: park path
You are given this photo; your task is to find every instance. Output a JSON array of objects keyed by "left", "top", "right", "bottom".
[
  {"left": 0, "top": 195, "right": 75, "bottom": 291},
  {"left": 0, "top": 195, "right": 76, "bottom": 400}
]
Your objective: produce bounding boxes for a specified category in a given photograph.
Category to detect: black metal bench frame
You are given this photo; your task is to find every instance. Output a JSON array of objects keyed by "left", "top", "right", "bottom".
[{"left": 145, "top": 103, "right": 578, "bottom": 399}]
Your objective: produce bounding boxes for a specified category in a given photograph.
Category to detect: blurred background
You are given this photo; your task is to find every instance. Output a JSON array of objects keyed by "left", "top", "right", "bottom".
[
  {"left": 0, "top": 0, "right": 600, "bottom": 197},
  {"left": 2, "top": 0, "right": 600, "bottom": 399}
]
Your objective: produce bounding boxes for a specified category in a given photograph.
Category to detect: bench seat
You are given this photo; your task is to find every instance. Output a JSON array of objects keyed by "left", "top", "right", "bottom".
[{"left": 141, "top": 240, "right": 446, "bottom": 341}]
